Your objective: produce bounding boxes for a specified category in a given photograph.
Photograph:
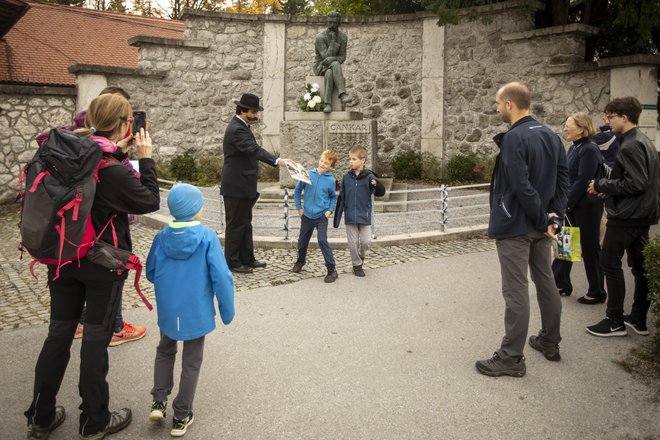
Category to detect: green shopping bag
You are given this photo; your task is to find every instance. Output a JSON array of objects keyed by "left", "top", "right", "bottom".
[{"left": 554, "top": 217, "right": 581, "bottom": 262}]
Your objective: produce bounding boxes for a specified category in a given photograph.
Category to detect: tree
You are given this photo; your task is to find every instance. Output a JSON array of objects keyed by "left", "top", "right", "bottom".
[
  {"left": 43, "top": 0, "right": 85, "bottom": 6},
  {"left": 311, "top": 0, "right": 426, "bottom": 16},
  {"left": 223, "top": 0, "right": 281, "bottom": 13},
  {"left": 272, "top": 0, "right": 310, "bottom": 15}
]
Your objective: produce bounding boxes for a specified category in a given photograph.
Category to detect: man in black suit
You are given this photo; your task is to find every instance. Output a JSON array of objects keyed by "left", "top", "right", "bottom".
[{"left": 221, "top": 93, "right": 288, "bottom": 273}]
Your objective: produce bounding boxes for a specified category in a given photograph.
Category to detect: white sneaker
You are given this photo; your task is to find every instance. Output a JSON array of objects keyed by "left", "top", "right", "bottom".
[{"left": 171, "top": 413, "right": 193, "bottom": 437}]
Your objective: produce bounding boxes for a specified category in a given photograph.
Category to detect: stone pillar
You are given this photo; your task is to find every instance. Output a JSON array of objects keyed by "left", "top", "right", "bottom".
[
  {"left": 75, "top": 73, "right": 107, "bottom": 111},
  {"left": 280, "top": 112, "right": 376, "bottom": 187},
  {"left": 262, "top": 20, "right": 286, "bottom": 154},
  {"left": 600, "top": 55, "right": 660, "bottom": 149},
  {"left": 421, "top": 18, "right": 445, "bottom": 167}
]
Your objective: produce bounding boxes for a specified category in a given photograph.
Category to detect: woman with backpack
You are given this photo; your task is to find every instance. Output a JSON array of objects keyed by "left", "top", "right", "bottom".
[{"left": 24, "top": 93, "right": 160, "bottom": 440}]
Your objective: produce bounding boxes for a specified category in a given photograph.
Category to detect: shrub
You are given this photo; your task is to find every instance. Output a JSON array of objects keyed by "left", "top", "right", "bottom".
[
  {"left": 194, "top": 155, "right": 223, "bottom": 187},
  {"left": 446, "top": 153, "right": 494, "bottom": 183},
  {"left": 259, "top": 161, "right": 281, "bottom": 181},
  {"left": 421, "top": 152, "right": 443, "bottom": 181},
  {"left": 391, "top": 149, "right": 422, "bottom": 180},
  {"left": 170, "top": 150, "right": 197, "bottom": 182},
  {"left": 643, "top": 235, "right": 660, "bottom": 352}
]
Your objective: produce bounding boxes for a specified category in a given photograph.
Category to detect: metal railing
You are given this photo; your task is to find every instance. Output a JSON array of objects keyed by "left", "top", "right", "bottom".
[{"left": 156, "top": 180, "right": 491, "bottom": 239}]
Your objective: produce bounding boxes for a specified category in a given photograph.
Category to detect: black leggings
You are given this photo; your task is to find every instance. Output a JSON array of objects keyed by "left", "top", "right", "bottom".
[{"left": 25, "top": 259, "right": 126, "bottom": 436}]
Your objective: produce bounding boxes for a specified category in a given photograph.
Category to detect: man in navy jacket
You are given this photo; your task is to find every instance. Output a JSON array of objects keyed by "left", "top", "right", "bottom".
[
  {"left": 476, "top": 82, "right": 568, "bottom": 378},
  {"left": 220, "top": 93, "right": 288, "bottom": 273}
]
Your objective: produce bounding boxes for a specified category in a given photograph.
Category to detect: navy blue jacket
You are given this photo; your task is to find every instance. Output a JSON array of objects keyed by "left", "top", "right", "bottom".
[
  {"left": 566, "top": 138, "right": 602, "bottom": 210},
  {"left": 591, "top": 125, "right": 620, "bottom": 167},
  {"left": 339, "top": 168, "right": 377, "bottom": 225},
  {"left": 488, "top": 116, "right": 569, "bottom": 240}
]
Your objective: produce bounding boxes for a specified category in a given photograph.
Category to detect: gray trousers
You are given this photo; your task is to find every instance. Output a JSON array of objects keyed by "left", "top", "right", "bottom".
[
  {"left": 495, "top": 232, "right": 562, "bottom": 360},
  {"left": 151, "top": 332, "right": 205, "bottom": 420},
  {"left": 345, "top": 224, "right": 371, "bottom": 267}
]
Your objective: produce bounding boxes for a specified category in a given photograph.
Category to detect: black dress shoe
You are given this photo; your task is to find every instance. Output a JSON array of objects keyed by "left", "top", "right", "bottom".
[
  {"left": 231, "top": 265, "right": 253, "bottom": 274},
  {"left": 577, "top": 294, "right": 606, "bottom": 304},
  {"left": 247, "top": 260, "right": 267, "bottom": 268}
]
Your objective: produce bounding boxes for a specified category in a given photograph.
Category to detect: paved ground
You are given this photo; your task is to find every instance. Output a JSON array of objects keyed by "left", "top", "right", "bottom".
[{"left": 1, "top": 203, "right": 659, "bottom": 439}]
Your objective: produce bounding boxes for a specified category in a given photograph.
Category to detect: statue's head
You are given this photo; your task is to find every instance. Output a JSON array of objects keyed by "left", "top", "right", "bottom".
[{"left": 327, "top": 11, "right": 340, "bottom": 31}]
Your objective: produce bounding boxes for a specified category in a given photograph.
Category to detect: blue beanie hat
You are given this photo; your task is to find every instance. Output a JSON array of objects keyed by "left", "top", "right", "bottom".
[{"left": 167, "top": 183, "right": 204, "bottom": 221}]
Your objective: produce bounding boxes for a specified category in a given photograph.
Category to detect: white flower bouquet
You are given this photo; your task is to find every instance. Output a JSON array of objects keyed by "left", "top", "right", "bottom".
[{"left": 297, "top": 83, "right": 323, "bottom": 112}]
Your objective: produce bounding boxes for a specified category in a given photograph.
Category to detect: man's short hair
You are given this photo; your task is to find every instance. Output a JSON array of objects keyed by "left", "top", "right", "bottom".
[
  {"left": 236, "top": 106, "right": 248, "bottom": 115},
  {"left": 321, "top": 150, "right": 338, "bottom": 166},
  {"left": 99, "top": 86, "right": 130, "bottom": 100},
  {"left": 497, "top": 82, "right": 530, "bottom": 110},
  {"left": 349, "top": 146, "right": 368, "bottom": 159},
  {"left": 604, "top": 97, "right": 642, "bottom": 125},
  {"left": 327, "top": 11, "right": 340, "bottom": 18}
]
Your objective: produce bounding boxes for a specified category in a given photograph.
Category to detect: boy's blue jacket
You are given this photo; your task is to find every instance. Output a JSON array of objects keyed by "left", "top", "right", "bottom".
[
  {"left": 294, "top": 168, "right": 336, "bottom": 219},
  {"left": 488, "top": 116, "right": 568, "bottom": 240},
  {"left": 340, "top": 168, "right": 378, "bottom": 225},
  {"left": 146, "top": 221, "right": 235, "bottom": 341}
]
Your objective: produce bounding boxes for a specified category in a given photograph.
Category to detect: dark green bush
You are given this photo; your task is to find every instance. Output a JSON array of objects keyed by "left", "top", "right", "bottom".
[
  {"left": 194, "top": 155, "right": 223, "bottom": 187},
  {"left": 170, "top": 150, "right": 197, "bottom": 182},
  {"left": 643, "top": 235, "right": 660, "bottom": 352},
  {"left": 391, "top": 149, "right": 422, "bottom": 180},
  {"left": 421, "top": 152, "right": 443, "bottom": 181},
  {"left": 446, "top": 153, "right": 494, "bottom": 183}
]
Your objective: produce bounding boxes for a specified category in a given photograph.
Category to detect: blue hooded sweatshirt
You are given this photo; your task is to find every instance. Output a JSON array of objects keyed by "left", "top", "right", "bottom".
[
  {"left": 294, "top": 168, "right": 337, "bottom": 219},
  {"left": 146, "top": 222, "right": 235, "bottom": 341}
]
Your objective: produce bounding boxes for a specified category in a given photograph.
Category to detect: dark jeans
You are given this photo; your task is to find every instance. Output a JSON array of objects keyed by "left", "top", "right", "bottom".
[
  {"left": 223, "top": 196, "right": 256, "bottom": 268},
  {"left": 297, "top": 214, "right": 335, "bottom": 270},
  {"left": 601, "top": 225, "right": 651, "bottom": 325},
  {"left": 552, "top": 203, "right": 605, "bottom": 297},
  {"left": 25, "top": 259, "right": 126, "bottom": 435},
  {"left": 80, "top": 297, "right": 123, "bottom": 333}
]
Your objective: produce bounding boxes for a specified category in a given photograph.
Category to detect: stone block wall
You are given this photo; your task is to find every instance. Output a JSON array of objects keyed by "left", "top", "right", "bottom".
[{"left": 0, "top": 86, "right": 76, "bottom": 203}]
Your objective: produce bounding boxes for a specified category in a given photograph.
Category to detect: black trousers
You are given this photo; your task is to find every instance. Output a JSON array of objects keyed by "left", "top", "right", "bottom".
[
  {"left": 25, "top": 259, "right": 126, "bottom": 436},
  {"left": 602, "top": 225, "right": 651, "bottom": 324},
  {"left": 223, "top": 196, "right": 257, "bottom": 268},
  {"left": 552, "top": 202, "right": 605, "bottom": 296}
]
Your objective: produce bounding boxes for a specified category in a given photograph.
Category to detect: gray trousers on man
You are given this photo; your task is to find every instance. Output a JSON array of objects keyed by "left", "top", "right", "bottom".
[
  {"left": 345, "top": 224, "right": 371, "bottom": 267},
  {"left": 151, "top": 332, "right": 205, "bottom": 419},
  {"left": 495, "top": 231, "right": 562, "bottom": 360}
]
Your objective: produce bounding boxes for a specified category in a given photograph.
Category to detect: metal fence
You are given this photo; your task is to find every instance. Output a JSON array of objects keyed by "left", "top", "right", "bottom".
[{"left": 156, "top": 180, "right": 491, "bottom": 239}]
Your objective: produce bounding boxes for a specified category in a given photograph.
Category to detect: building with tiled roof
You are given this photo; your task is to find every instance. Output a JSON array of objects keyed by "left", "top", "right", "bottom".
[{"left": 0, "top": 0, "right": 184, "bottom": 86}]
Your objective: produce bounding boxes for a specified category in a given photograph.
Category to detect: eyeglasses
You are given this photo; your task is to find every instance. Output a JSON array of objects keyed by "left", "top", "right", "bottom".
[
  {"left": 120, "top": 116, "right": 134, "bottom": 123},
  {"left": 604, "top": 114, "right": 621, "bottom": 121}
]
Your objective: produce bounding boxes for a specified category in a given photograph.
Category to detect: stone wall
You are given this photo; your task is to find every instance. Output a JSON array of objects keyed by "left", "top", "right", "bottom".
[{"left": 0, "top": 85, "right": 76, "bottom": 203}]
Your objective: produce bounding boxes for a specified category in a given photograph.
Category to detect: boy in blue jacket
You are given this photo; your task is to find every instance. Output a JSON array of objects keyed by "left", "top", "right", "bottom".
[
  {"left": 292, "top": 150, "right": 339, "bottom": 283},
  {"left": 338, "top": 146, "right": 381, "bottom": 277},
  {"left": 146, "top": 183, "right": 235, "bottom": 437}
]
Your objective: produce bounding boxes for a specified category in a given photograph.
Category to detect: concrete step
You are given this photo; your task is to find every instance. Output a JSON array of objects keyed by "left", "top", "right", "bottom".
[{"left": 375, "top": 182, "right": 407, "bottom": 212}]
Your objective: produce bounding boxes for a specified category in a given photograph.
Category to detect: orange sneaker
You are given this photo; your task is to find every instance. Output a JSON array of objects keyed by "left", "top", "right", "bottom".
[
  {"left": 74, "top": 323, "right": 84, "bottom": 339},
  {"left": 109, "top": 322, "right": 147, "bottom": 347}
]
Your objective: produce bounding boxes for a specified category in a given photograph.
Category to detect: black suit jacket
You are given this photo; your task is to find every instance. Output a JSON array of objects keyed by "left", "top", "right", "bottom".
[{"left": 220, "top": 116, "right": 277, "bottom": 199}]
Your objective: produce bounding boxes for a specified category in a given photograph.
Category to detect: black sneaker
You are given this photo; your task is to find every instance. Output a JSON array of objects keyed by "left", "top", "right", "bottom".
[
  {"left": 324, "top": 269, "right": 338, "bottom": 283},
  {"left": 292, "top": 261, "right": 305, "bottom": 273},
  {"left": 475, "top": 352, "right": 526, "bottom": 377},
  {"left": 27, "top": 405, "right": 65, "bottom": 439},
  {"left": 148, "top": 401, "right": 166, "bottom": 422},
  {"left": 352, "top": 265, "right": 365, "bottom": 277},
  {"left": 586, "top": 318, "right": 627, "bottom": 337},
  {"left": 623, "top": 315, "right": 649, "bottom": 336},
  {"left": 171, "top": 413, "right": 194, "bottom": 437},
  {"left": 528, "top": 335, "right": 561, "bottom": 361},
  {"left": 79, "top": 408, "right": 132, "bottom": 439}
]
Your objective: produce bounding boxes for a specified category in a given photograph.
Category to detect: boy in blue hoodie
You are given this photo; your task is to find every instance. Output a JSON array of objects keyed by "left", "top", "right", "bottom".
[
  {"left": 292, "top": 150, "right": 339, "bottom": 283},
  {"left": 146, "top": 184, "right": 235, "bottom": 437}
]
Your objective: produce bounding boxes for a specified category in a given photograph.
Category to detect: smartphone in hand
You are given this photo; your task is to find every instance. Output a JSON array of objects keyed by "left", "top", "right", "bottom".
[{"left": 132, "top": 111, "right": 147, "bottom": 135}]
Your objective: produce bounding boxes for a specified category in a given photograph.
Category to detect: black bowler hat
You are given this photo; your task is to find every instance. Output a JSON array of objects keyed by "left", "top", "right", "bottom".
[{"left": 233, "top": 93, "right": 264, "bottom": 111}]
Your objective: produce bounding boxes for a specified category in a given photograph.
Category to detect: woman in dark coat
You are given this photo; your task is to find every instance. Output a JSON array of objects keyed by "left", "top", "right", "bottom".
[{"left": 553, "top": 112, "right": 607, "bottom": 304}]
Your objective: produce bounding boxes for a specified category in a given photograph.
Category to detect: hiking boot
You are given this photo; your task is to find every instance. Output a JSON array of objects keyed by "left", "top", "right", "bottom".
[
  {"left": 109, "top": 322, "right": 146, "bottom": 347},
  {"left": 171, "top": 413, "right": 194, "bottom": 437},
  {"left": 528, "top": 335, "right": 561, "bottom": 361},
  {"left": 27, "top": 405, "right": 65, "bottom": 439},
  {"left": 324, "top": 269, "right": 338, "bottom": 283},
  {"left": 352, "top": 265, "right": 365, "bottom": 277},
  {"left": 79, "top": 408, "right": 132, "bottom": 439},
  {"left": 148, "top": 401, "right": 166, "bottom": 422},
  {"left": 586, "top": 318, "right": 627, "bottom": 337},
  {"left": 74, "top": 323, "right": 84, "bottom": 339},
  {"left": 292, "top": 261, "right": 305, "bottom": 273},
  {"left": 623, "top": 315, "right": 649, "bottom": 336},
  {"left": 475, "top": 352, "right": 526, "bottom": 377}
]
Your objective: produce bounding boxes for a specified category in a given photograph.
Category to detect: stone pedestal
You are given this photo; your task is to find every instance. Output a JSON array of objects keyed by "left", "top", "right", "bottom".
[
  {"left": 306, "top": 75, "right": 342, "bottom": 111},
  {"left": 279, "top": 111, "right": 377, "bottom": 187}
]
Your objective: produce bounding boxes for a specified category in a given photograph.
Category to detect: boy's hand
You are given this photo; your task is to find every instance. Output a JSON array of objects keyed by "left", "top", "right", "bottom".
[
  {"left": 298, "top": 209, "right": 303, "bottom": 217},
  {"left": 325, "top": 211, "right": 331, "bottom": 218},
  {"left": 370, "top": 179, "right": 376, "bottom": 186}
]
